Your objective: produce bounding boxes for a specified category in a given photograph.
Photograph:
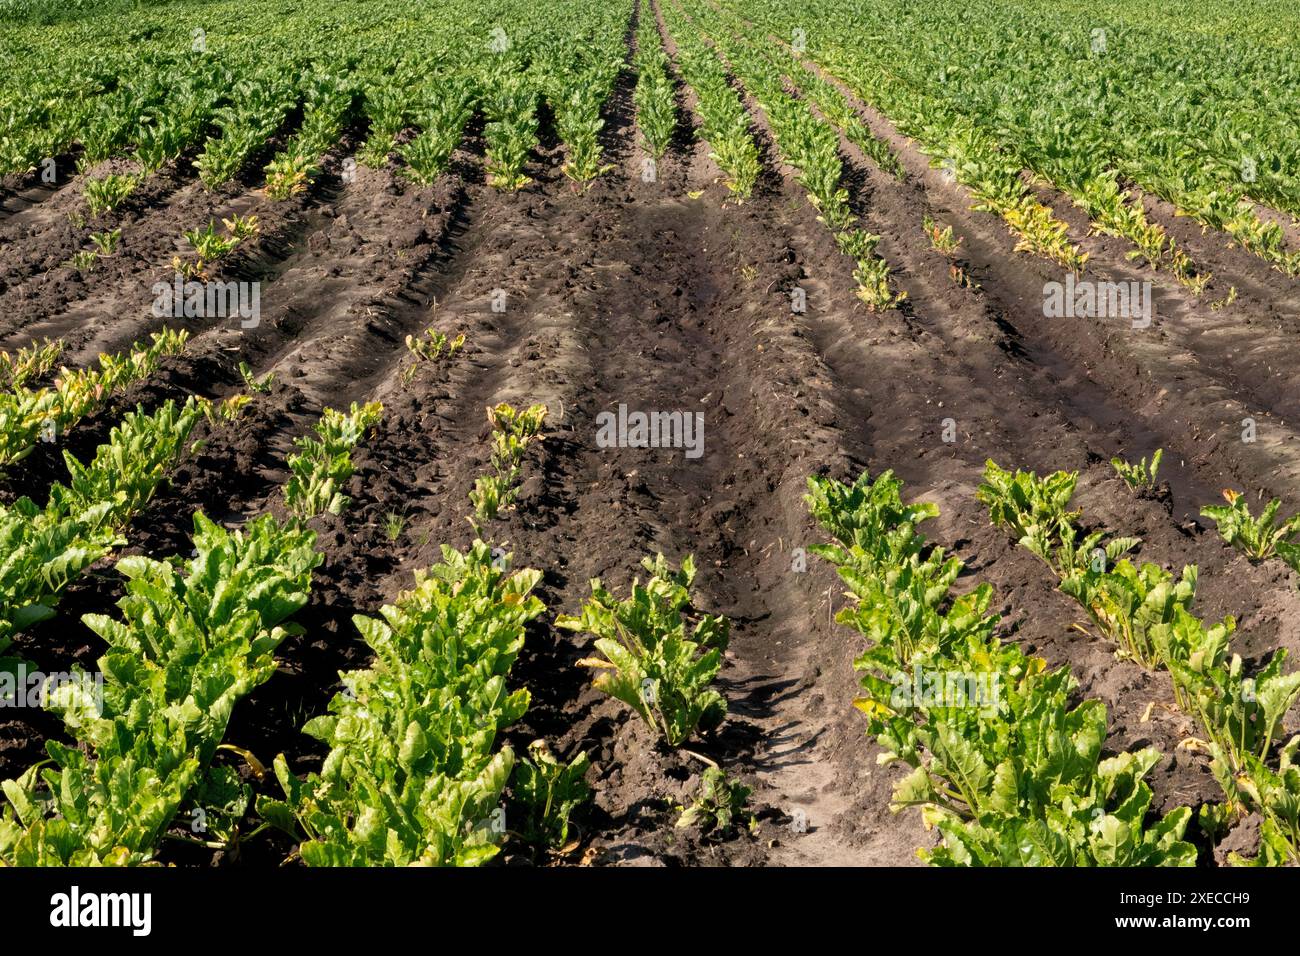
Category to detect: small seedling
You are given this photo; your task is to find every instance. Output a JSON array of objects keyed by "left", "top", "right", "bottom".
[
  {"left": 402, "top": 329, "right": 465, "bottom": 384},
  {"left": 185, "top": 220, "right": 238, "bottom": 262},
  {"left": 84, "top": 173, "right": 138, "bottom": 217},
  {"left": 89, "top": 228, "right": 122, "bottom": 256},
  {"left": 239, "top": 361, "right": 275, "bottom": 394},
  {"left": 222, "top": 214, "right": 260, "bottom": 241},
  {"left": 923, "top": 215, "right": 961, "bottom": 255},
  {"left": 677, "top": 767, "right": 753, "bottom": 836},
  {"left": 1111, "top": 448, "right": 1162, "bottom": 491},
  {"left": 67, "top": 250, "right": 98, "bottom": 271},
  {"left": 382, "top": 510, "right": 406, "bottom": 542},
  {"left": 1201, "top": 489, "right": 1300, "bottom": 563},
  {"left": 204, "top": 394, "right": 251, "bottom": 426}
]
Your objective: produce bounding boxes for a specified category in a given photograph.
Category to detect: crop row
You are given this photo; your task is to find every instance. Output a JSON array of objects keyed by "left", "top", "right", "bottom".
[
  {"left": 667, "top": 0, "right": 904, "bottom": 309},
  {"left": 1, "top": 0, "right": 637, "bottom": 206},
  {"left": 806, "top": 470, "right": 1197, "bottom": 864},
  {"left": 0, "top": 329, "right": 187, "bottom": 468},
  {"left": 0, "top": 401, "right": 383, "bottom": 864},
  {"left": 979, "top": 461, "right": 1300, "bottom": 865},
  {"left": 731, "top": 0, "right": 1298, "bottom": 280}
]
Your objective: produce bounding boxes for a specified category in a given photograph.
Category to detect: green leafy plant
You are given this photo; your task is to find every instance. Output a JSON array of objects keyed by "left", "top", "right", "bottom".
[
  {"left": 483, "top": 72, "right": 538, "bottom": 191},
  {"left": 1222, "top": 744, "right": 1300, "bottom": 866},
  {"left": 185, "top": 219, "right": 238, "bottom": 262},
  {"left": 66, "top": 249, "right": 98, "bottom": 271},
  {"left": 195, "top": 76, "right": 298, "bottom": 189},
  {"left": 469, "top": 474, "right": 510, "bottom": 526},
  {"left": 511, "top": 740, "right": 591, "bottom": 849},
  {"left": 0, "top": 338, "right": 63, "bottom": 389},
  {"left": 807, "top": 470, "right": 1197, "bottom": 866},
  {"left": 469, "top": 402, "right": 546, "bottom": 526},
  {"left": 1059, "top": 559, "right": 1197, "bottom": 669},
  {"left": 264, "top": 153, "right": 311, "bottom": 200},
  {"left": 177, "top": 216, "right": 254, "bottom": 278},
  {"left": 668, "top": 7, "right": 904, "bottom": 307},
  {"left": 559, "top": 554, "right": 729, "bottom": 747},
  {"left": 259, "top": 542, "right": 545, "bottom": 866},
  {"left": 662, "top": 11, "right": 759, "bottom": 198},
  {"left": 283, "top": 401, "right": 383, "bottom": 519},
  {"left": 88, "top": 227, "right": 121, "bottom": 256},
  {"left": 0, "top": 512, "right": 320, "bottom": 865},
  {"left": 222, "top": 213, "right": 260, "bottom": 242},
  {"left": 204, "top": 394, "right": 252, "bottom": 427},
  {"left": 1112, "top": 448, "right": 1163, "bottom": 491},
  {"left": 633, "top": 20, "right": 677, "bottom": 158},
  {"left": 977, "top": 461, "right": 1139, "bottom": 578},
  {"left": 83, "top": 173, "right": 137, "bottom": 217},
  {"left": 1201, "top": 489, "right": 1300, "bottom": 563},
  {"left": 0, "top": 397, "right": 205, "bottom": 662},
  {"left": 402, "top": 328, "right": 464, "bottom": 384},
  {"left": 808, "top": 471, "right": 998, "bottom": 667},
  {"left": 923, "top": 215, "right": 961, "bottom": 255},
  {"left": 239, "top": 361, "right": 274, "bottom": 394},
  {"left": 399, "top": 79, "right": 475, "bottom": 184},
  {"left": 0, "top": 328, "right": 188, "bottom": 468},
  {"left": 677, "top": 766, "right": 752, "bottom": 836},
  {"left": 980, "top": 462, "right": 1300, "bottom": 864},
  {"left": 556, "top": 80, "right": 616, "bottom": 184},
  {"left": 264, "top": 74, "right": 354, "bottom": 199}
]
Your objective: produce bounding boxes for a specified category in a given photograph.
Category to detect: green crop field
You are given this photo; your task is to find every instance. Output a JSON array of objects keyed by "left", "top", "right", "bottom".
[{"left": 0, "top": 0, "right": 1297, "bottom": 902}]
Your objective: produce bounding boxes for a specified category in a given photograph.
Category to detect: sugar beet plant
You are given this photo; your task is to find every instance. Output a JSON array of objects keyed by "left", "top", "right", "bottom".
[
  {"left": 83, "top": 172, "right": 139, "bottom": 219},
  {"left": 807, "top": 470, "right": 1197, "bottom": 865},
  {"left": 176, "top": 214, "right": 258, "bottom": 279},
  {"left": 732, "top": 0, "right": 1300, "bottom": 282},
  {"left": 283, "top": 401, "right": 384, "bottom": 519},
  {"left": 482, "top": 68, "right": 539, "bottom": 191},
  {"left": 264, "top": 72, "right": 356, "bottom": 200},
  {"left": 670, "top": 0, "right": 904, "bottom": 310},
  {"left": 979, "top": 461, "right": 1201, "bottom": 669},
  {"left": 0, "top": 403, "right": 383, "bottom": 865},
  {"left": 560, "top": 554, "right": 729, "bottom": 747},
  {"left": 357, "top": 60, "right": 431, "bottom": 169},
  {"left": 0, "top": 398, "right": 207, "bottom": 664},
  {"left": 659, "top": 2, "right": 759, "bottom": 198},
  {"left": 398, "top": 76, "right": 477, "bottom": 185},
  {"left": 1200, "top": 489, "right": 1300, "bottom": 566},
  {"left": 1112, "top": 448, "right": 1163, "bottom": 492},
  {"left": 0, "top": 338, "right": 63, "bottom": 390},
  {"left": 195, "top": 70, "right": 299, "bottom": 190},
  {"left": 979, "top": 461, "right": 1300, "bottom": 865},
  {"left": 0, "top": 512, "right": 321, "bottom": 865},
  {"left": 402, "top": 328, "right": 465, "bottom": 385},
  {"left": 469, "top": 402, "right": 547, "bottom": 528},
  {"left": 677, "top": 766, "right": 752, "bottom": 836},
  {"left": 260, "top": 542, "right": 549, "bottom": 865},
  {"left": 696, "top": 0, "right": 901, "bottom": 179},
  {"left": 511, "top": 740, "right": 592, "bottom": 850},
  {"left": 550, "top": 58, "right": 621, "bottom": 185},
  {"left": 633, "top": 11, "right": 678, "bottom": 158},
  {"left": 0, "top": 328, "right": 187, "bottom": 469}
]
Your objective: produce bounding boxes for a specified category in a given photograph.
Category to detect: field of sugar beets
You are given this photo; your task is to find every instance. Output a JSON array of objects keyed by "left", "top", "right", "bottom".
[{"left": 1, "top": 0, "right": 1300, "bottom": 868}]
